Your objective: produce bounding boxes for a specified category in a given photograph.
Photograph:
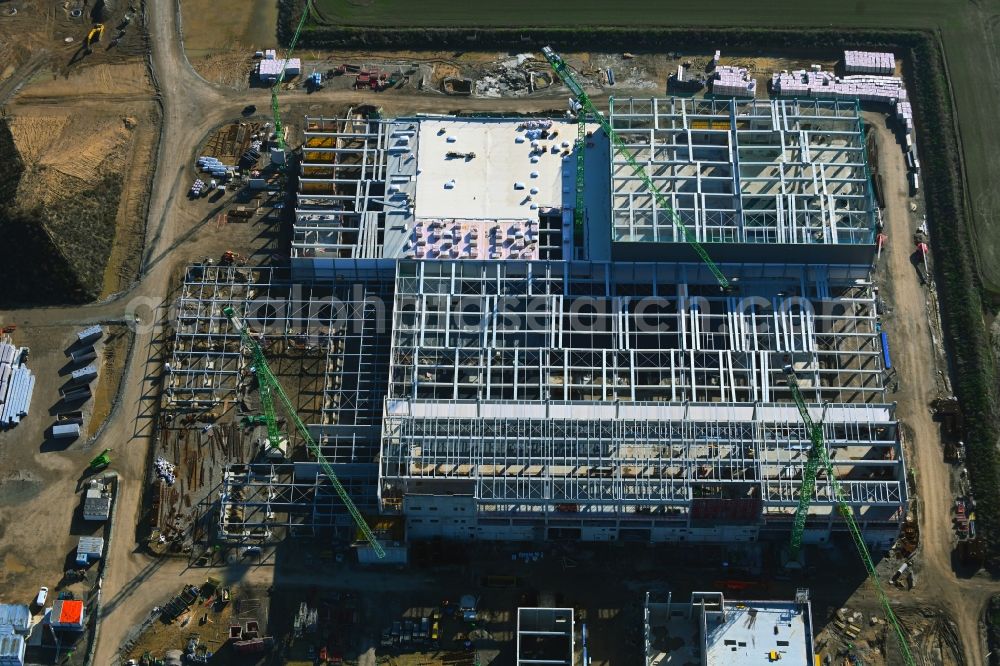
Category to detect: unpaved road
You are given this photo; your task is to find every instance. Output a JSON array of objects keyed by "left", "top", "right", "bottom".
[
  {"left": 872, "top": 114, "right": 996, "bottom": 665},
  {"left": 0, "top": 2, "right": 998, "bottom": 665}
]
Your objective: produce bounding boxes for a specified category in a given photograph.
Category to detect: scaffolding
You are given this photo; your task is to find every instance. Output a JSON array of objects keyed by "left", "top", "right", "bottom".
[{"left": 609, "top": 98, "right": 877, "bottom": 258}]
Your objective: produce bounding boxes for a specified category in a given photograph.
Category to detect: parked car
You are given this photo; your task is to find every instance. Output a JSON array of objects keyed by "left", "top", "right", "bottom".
[
  {"left": 402, "top": 619, "right": 414, "bottom": 643},
  {"left": 460, "top": 594, "right": 478, "bottom": 622},
  {"left": 34, "top": 587, "right": 48, "bottom": 608},
  {"left": 391, "top": 620, "right": 401, "bottom": 644}
]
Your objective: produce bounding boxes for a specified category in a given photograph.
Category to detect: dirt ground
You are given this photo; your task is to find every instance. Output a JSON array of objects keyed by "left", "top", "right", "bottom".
[
  {"left": 864, "top": 109, "right": 994, "bottom": 665},
  {"left": 0, "top": 0, "right": 148, "bottom": 94},
  {"left": 122, "top": 581, "right": 270, "bottom": 664},
  {"left": 0, "top": 323, "right": 113, "bottom": 605},
  {"left": 88, "top": 325, "right": 131, "bottom": 438},
  {"left": 1, "top": 1, "right": 160, "bottom": 301}
]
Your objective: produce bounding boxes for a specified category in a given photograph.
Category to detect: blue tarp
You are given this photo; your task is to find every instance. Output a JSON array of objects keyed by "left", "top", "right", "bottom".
[{"left": 881, "top": 331, "right": 892, "bottom": 370}]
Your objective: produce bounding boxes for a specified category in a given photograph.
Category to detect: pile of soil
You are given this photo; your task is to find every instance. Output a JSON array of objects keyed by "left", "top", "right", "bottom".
[{"left": 0, "top": 118, "right": 124, "bottom": 307}]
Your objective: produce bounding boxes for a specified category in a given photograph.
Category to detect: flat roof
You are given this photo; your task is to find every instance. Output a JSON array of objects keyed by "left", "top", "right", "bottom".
[
  {"left": 53, "top": 599, "right": 84, "bottom": 626},
  {"left": 414, "top": 118, "right": 579, "bottom": 221},
  {"left": 706, "top": 601, "right": 810, "bottom": 665},
  {"left": 517, "top": 607, "right": 574, "bottom": 666}
]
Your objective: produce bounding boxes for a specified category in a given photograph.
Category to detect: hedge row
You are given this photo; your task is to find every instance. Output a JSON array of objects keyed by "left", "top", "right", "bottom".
[{"left": 278, "top": 7, "right": 1000, "bottom": 569}]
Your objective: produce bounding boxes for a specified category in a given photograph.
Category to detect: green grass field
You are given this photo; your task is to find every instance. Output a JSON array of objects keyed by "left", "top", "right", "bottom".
[{"left": 312, "top": 0, "right": 1000, "bottom": 293}]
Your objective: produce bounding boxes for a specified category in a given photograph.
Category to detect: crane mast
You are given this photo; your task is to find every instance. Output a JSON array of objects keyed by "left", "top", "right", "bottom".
[
  {"left": 270, "top": 0, "right": 313, "bottom": 154},
  {"left": 542, "top": 46, "right": 732, "bottom": 290},
  {"left": 783, "top": 365, "right": 913, "bottom": 664},
  {"left": 224, "top": 306, "right": 386, "bottom": 558}
]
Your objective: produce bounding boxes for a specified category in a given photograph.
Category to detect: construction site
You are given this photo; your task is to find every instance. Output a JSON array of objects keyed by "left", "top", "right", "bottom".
[
  {"left": 119, "top": 42, "right": 926, "bottom": 662},
  {"left": 0, "top": 0, "right": 992, "bottom": 663}
]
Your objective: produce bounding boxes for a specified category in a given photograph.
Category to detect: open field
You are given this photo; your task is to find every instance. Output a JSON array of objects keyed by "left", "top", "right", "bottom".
[
  {"left": 297, "top": 0, "right": 1000, "bottom": 295},
  {"left": 180, "top": 0, "right": 277, "bottom": 85}
]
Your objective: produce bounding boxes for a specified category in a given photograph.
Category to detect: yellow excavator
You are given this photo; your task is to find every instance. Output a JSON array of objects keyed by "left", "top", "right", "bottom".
[{"left": 84, "top": 23, "right": 104, "bottom": 54}]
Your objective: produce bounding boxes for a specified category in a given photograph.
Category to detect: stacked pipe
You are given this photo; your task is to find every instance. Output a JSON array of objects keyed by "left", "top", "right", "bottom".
[
  {"left": 197, "top": 156, "right": 228, "bottom": 179},
  {"left": 0, "top": 343, "right": 34, "bottom": 428},
  {"left": 154, "top": 457, "right": 177, "bottom": 485}
]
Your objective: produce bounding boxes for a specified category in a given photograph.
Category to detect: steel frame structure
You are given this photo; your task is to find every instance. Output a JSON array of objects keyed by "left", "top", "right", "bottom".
[
  {"left": 217, "top": 462, "right": 378, "bottom": 541},
  {"left": 166, "top": 264, "right": 392, "bottom": 432},
  {"left": 379, "top": 260, "right": 906, "bottom": 542},
  {"left": 609, "top": 97, "right": 876, "bottom": 247},
  {"left": 294, "top": 112, "right": 397, "bottom": 260},
  {"left": 388, "top": 261, "right": 884, "bottom": 406},
  {"left": 292, "top": 114, "right": 566, "bottom": 272}
]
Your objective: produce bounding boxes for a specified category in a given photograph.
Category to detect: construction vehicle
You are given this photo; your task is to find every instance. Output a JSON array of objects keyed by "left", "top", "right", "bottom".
[
  {"left": 223, "top": 307, "right": 385, "bottom": 558},
  {"left": 85, "top": 23, "right": 104, "bottom": 54},
  {"left": 240, "top": 414, "right": 268, "bottom": 427},
  {"left": 89, "top": 448, "right": 112, "bottom": 471},
  {"left": 781, "top": 365, "right": 914, "bottom": 664},
  {"left": 542, "top": 46, "right": 733, "bottom": 291},
  {"left": 219, "top": 251, "right": 247, "bottom": 266}
]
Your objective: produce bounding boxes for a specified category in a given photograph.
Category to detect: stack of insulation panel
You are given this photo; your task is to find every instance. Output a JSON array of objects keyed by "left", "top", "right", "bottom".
[
  {"left": 894, "top": 100, "right": 914, "bottom": 135},
  {"left": 712, "top": 66, "right": 756, "bottom": 97},
  {"left": 844, "top": 50, "right": 895, "bottom": 75},
  {"left": 771, "top": 69, "right": 907, "bottom": 103},
  {"left": 0, "top": 342, "right": 35, "bottom": 428},
  {"left": 258, "top": 57, "right": 300, "bottom": 80}
]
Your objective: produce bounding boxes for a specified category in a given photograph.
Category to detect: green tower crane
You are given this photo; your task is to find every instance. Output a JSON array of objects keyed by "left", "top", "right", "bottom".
[
  {"left": 224, "top": 306, "right": 385, "bottom": 558},
  {"left": 542, "top": 46, "right": 732, "bottom": 291},
  {"left": 782, "top": 364, "right": 913, "bottom": 665},
  {"left": 573, "top": 110, "right": 587, "bottom": 252},
  {"left": 270, "top": 0, "right": 313, "bottom": 156}
]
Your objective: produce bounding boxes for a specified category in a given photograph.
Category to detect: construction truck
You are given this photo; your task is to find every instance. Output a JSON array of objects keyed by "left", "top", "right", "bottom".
[
  {"left": 85, "top": 24, "right": 105, "bottom": 54},
  {"left": 89, "top": 448, "right": 112, "bottom": 471}
]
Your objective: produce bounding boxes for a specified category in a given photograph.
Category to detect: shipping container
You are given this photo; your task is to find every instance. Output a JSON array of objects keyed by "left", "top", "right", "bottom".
[
  {"left": 77, "top": 325, "right": 102, "bottom": 343},
  {"left": 71, "top": 365, "right": 97, "bottom": 383},
  {"left": 70, "top": 348, "right": 97, "bottom": 365},
  {"left": 52, "top": 423, "right": 81, "bottom": 438}
]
